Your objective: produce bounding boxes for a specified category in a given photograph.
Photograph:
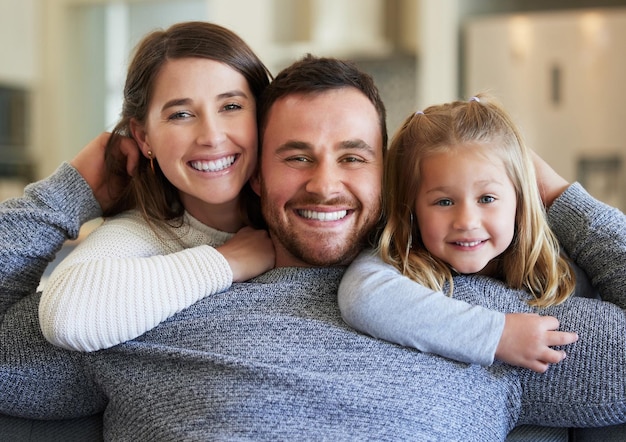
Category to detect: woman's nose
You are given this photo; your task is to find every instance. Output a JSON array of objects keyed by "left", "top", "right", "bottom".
[{"left": 197, "top": 115, "right": 226, "bottom": 147}]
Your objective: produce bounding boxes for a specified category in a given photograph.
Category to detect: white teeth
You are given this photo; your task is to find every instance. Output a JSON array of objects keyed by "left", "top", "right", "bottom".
[
  {"left": 190, "top": 155, "right": 236, "bottom": 172},
  {"left": 456, "top": 240, "right": 482, "bottom": 247},
  {"left": 298, "top": 209, "right": 348, "bottom": 221}
]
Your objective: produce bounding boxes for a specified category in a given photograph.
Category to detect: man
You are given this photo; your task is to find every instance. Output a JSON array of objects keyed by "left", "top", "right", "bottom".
[{"left": 1, "top": 55, "right": 625, "bottom": 440}]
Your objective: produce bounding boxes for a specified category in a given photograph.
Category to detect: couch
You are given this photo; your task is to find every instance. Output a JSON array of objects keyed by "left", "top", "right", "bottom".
[{"left": 1, "top": 412, "right": 625, "bottom": 441}]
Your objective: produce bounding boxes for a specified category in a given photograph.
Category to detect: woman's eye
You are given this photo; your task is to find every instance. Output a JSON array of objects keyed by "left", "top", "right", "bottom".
[
  {"left": 223, "top": 103, "right": 242, "bottom": 111},
  {"left": 168, "top": 111, "right": 192, "bottom": 121}
]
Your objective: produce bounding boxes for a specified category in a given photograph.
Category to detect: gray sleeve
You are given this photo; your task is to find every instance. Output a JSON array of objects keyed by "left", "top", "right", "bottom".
[
  {"left": 0, "top": 163, "right": 105, "bottom": 419},
  {"left": 547, "top": 182, "right": 626, "bottom": 307},
  {"left": 338, "top": 250, "right": 505, "bottom": 366},
  {"left": 514, "top": 183, "right": 626, "bottom": 427},
  {"left": 0, "top": 162, "right": 101, "bottom": 316},
  {"left": 0, "top": 293, "right": 106, "bottom": 419}
]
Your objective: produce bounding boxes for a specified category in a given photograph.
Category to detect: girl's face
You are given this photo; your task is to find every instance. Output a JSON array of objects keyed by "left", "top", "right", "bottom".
[
  {"left": 136, "top": 57, "right": 257, "bottom": 228},
  {"left": 414, "top": 142, "right": 517, "bottom": 276}
]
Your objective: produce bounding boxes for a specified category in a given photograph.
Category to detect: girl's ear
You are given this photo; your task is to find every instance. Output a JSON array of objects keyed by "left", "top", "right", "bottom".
[
  {"left": 249, "top": 170, "right": 261, "bottom": 197},
  {"left": 130, "top": 118, "right": 151, "bottom": 157}
]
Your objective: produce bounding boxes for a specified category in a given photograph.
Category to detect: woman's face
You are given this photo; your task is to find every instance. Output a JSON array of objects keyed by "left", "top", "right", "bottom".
[{"left": 137, "top": 57, "right": 257, "bottom": 228}]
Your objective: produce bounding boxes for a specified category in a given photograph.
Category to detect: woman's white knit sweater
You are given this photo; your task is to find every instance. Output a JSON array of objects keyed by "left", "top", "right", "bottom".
[{"left": 39, "top": 210, "right": 234, "bottom": 351}]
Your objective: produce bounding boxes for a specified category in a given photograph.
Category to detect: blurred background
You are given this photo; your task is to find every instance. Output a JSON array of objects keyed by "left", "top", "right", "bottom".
[{"left": 2, "top": 0, "right": 626, "bottom": 210}]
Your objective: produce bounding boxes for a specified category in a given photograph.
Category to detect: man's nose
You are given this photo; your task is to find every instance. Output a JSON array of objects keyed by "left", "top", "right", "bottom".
[{"left": 305, "top": 161, "right": 342, "bottom": 196}]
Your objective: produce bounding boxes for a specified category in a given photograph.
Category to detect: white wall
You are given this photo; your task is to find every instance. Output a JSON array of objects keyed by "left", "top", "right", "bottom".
[{"left": 0, "top": 0, "right": 38, "bottom": 86}]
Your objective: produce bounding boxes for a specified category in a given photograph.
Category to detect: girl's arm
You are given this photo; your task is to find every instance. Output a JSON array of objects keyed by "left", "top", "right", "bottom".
[
  {"left": 339, "top": 250, "right": 577, "bottom": 369},
  {"left": 339, "top": 250, "right": 505, "bottom": 366},
  {"left": 39, "top": 212, "right": 274, "bottom": 352}
]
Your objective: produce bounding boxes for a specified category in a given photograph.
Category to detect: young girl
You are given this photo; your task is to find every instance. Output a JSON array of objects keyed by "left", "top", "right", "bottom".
[
  {"left": 339, "top": 94, "right": 586, "bottom": 373},
  {"left": 38, "top": 22, "right": 275, "bottom": 352}
]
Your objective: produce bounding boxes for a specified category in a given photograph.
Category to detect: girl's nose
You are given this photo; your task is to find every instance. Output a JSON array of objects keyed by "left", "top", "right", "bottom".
[{"left": 453, "top": 205, "right": 480, "bottom": 231}]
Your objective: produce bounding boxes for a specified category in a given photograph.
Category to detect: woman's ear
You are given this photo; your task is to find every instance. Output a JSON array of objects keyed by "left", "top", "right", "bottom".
[
  {"left": 129, "top": 118, "right": 151, "bottom": 157},
  {"left": 249, "top": 170, "right": 261, "bottom": 197}
]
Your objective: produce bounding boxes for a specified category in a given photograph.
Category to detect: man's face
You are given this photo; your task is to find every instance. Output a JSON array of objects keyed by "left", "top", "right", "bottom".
[{"left": 252, "top": 87, "right": 383, "bottom": 267}]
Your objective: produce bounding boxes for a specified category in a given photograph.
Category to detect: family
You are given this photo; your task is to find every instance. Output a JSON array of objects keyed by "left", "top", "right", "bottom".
[{"left": 2, "top": 21, "right": 626, "bottom": 441}]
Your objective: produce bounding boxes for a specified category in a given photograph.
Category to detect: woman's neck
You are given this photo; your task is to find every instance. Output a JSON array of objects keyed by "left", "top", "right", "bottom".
[{"left": 183, "top": 198, "right": 245, "bottom": 233}]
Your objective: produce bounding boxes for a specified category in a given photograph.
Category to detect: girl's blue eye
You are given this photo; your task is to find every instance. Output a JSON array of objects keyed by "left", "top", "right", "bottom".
[
  {"left": 479, "top": 195, "right": 496, "bottom": 204},
  {"left": 436, "top": 199, "right": 453, "bottom": 207}
]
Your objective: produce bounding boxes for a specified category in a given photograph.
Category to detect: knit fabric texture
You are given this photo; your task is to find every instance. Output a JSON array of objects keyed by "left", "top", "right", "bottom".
[
  {"left": 1, "top": 165, "right": 626, "bottom": 440},
  {"left": 39, "top": 209, "right": 234, "bottom": 351}
]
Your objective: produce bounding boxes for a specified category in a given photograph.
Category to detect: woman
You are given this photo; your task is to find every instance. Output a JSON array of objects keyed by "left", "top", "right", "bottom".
[{"left": 39, "top": 21, "right": 275, "bottom": 352}]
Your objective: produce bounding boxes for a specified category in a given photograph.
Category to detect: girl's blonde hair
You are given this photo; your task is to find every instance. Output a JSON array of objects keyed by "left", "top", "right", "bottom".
[{"left": 379, "top": 94, "right": 575, "bottom": 307}]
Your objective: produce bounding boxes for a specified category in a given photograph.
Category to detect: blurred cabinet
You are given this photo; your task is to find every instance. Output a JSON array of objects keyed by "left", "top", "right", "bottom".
[{"left": 464, "top": 8, "right": 626, "bottom": 209}]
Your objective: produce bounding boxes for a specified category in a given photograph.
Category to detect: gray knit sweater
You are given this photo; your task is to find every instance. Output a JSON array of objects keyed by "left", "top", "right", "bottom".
[{"left": 1, "top": 163, "right": 626, "bottom": 441}]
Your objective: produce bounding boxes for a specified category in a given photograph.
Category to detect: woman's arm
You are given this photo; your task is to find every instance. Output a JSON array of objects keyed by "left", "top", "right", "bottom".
[
  {"left": 39, "top": 212, "right": 274, "bottom": 352},
  {"left": 39, "top": 212, "right": 232, "bottom": 352}
]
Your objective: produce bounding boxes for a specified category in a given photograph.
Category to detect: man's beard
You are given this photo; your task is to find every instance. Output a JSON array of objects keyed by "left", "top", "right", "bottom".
[
  {"left": 261, "top": 190, "right": 381, "bottom": 267},
  {"left": 269, "top": 222, "right": 368, "bottom": 267}
]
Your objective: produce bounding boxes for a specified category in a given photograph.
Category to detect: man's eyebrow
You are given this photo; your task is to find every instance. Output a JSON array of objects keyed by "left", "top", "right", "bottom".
[
  {"left": 275, "top": 139, "right": 376, "bottom": 155},
  {"left": 341, "top": 139, "right": 376, "bottom": 154},
  {"left": 275, "top": 141, "right": 313, "bottom": 154}
]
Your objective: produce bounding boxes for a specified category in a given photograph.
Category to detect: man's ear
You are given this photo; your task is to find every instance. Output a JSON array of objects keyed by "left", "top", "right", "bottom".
[
  {"left": 129, "top": 118, "right": 151, "bottom": 157},
  {"left": 249, "top": 170, "right": 262, "bottom": 197}
]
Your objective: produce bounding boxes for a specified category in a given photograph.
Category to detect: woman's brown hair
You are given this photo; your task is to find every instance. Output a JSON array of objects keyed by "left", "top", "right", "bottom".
[{"left": 103, "top": 21, "right": 272, "bottom": 230}]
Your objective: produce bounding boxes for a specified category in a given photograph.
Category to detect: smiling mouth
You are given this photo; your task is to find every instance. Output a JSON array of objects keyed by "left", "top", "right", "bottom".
[
  {"left": 297, "top": 209, "right": 348, "bottom": 221},
  {"left": 189, "top": 155, "right": 237, "bottom": 172},
  {"left": 454, "top": 240, "right": 484, "bottom": 247}
]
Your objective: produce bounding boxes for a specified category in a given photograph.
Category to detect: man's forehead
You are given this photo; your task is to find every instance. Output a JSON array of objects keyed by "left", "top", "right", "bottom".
[
  {"left": 273, "top": 88, "right": 367, "bottom": 109},
  {"left": 263, "top": 89, "right": 381, "bottom": 141}
]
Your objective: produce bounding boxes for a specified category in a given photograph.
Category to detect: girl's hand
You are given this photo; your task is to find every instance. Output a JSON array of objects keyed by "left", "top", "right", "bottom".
[
  {"left": 217, "top": 227, "right": 275, "bottom": 282},
  {"left": 495, "top": 312, "right": 579, "bottom": 373}
]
